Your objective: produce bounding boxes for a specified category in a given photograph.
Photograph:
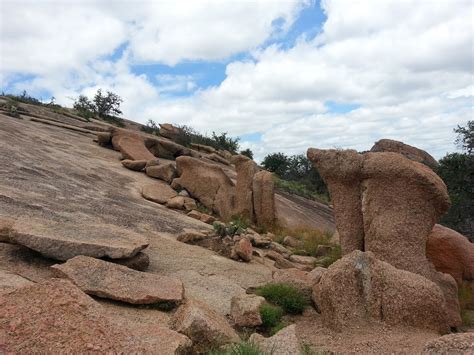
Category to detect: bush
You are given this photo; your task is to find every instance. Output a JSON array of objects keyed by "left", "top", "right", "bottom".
[
  {"left": 73, "top": 95, "right": 96, "bottom": 119},
  {"left": 256, "top": 283, "right": 308, "bottom": 314},
  {"left": 93, "top": 89, "right": 123, "bottom": 117},
  {"left": 5, "top": 90, "right": 42, "bottom": 105},
  {"left": 260, "top": 303, "right": 284, "bottom": 329},
  {"left": 141, "top": 119, "right": 160, "bottom": 135},
  {"left": 240, "top": 148, "right": 254, "bottom": 159},
  {"left": 175, "top": 125, "right": 240, "bottom": 154}
]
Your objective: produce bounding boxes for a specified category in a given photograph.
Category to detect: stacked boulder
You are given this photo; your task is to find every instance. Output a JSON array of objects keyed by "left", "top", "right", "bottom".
[{"left": 307, "top": 148, "right": 463, "bottom": 331}]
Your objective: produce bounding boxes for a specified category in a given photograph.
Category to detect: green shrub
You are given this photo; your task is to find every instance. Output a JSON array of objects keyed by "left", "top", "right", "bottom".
[
  {"left": 260, "top": 303, "right": 283, "bottom": 329},
  {"left": 175, "top": 125, "right": 240, "bottom": 154},
  {"left": 207, "top": 341, "right": 267, "bottom": 355},
  {"left": 256, "top": 283, "right": 308, "bottom": 314}
]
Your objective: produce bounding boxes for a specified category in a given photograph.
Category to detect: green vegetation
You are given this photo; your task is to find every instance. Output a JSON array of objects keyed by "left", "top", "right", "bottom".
[
  {"left": 176, "top": 125, "right": 240, "bottom": 154},
  {"left": 213, "top": 216, "right": 249, "bottom": 237},
  {"left": 141, "top": 119, "right": 160, "bottom": 135},
  {"left": 4, "top": 90, "right": 43, "bottom": 106},
  {"left": 240, "top": 148, "right": 254, "bottom": 159},
  {"left": 436, "top": 121, "right": 473, "bottom": 241},
  {"left": 73, "top": 89, "right": 125, "bottom": 127},
  {"left": 207, "top": 341, "right": 269, "bottom": 355},
  {"left": 262, "top": 153, "right": 328, "bottom": 203},
  {"left": 260, "top": 303, "right": 284, "bottom": 330},
  {"left": 256, "top": 283, "right": 308, "bottom": 314}
]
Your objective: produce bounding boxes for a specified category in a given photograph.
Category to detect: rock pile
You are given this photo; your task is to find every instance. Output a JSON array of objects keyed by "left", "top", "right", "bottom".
[{"left": 307, "top": 147, "right": 464, "bottom": 330}]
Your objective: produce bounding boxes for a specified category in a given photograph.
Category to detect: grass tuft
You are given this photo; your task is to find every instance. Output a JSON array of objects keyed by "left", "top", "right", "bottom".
[
  {"left": 256, "top": 283, "right": 308, "bottom": 314},
  {"left": 207, "top": 340, "right": 268, "bottom": 355},
  {"left": 260, "top": 303, "right": 284, "bottom": 329}
]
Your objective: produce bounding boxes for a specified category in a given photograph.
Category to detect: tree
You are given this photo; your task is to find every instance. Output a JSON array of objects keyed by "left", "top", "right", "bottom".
[
  {"left": 73, "top": 95, "right": 96, "bottom": 118},
  {"left": 141, "top": 119, "right": 160, "bottom": 135},
  {"left": 240, "top": 148, "right": 254, "bottom": 159},
  {"left": 454, "top": 120, "right": 473, "bottom": 155},
  {"left": 211, "top": 132, "right": 239, "bottom": 154},
  {"left": 261, "top": 152, "right": 290, "bottom": 177},
  {"left": 93, "top": 89, "right": 123, "bottom": 117}
]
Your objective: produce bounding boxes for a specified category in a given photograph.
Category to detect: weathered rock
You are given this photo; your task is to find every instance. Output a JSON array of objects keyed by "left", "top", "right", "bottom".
[
  {"left": 427, "top": 224, "right": 474, "bottom": 286},
  {"left": 249, "top": 234, "right": 272, "bottom": 248},
  {"left": 0, "top": 269, "right": 33, "bottom": 295},
  {"left": 207, "top": 153, "right": 231, "bottom": 166},
  {"left": 10, "top": 218, "right": 148, "bottom": 261},
  {"left": 178, "top": 189, "right": 190, "bottom": 197},
  {"left": 174, "top": 156, "right": 236, "bottom": 220},
  {"left": 145, "top": 157, "right": 160, "bottom": 168},
  {"left": 166, "top": 196, "right": 186, "bottom": 209},
  {"left": 184, "top": 197, "right": 198, "bottom": 211},
  {"left": 315, "top": 244, "right": 333, "bottom": 257},
  {"left": 232, "top": 155, "right": 259, "bottom": 220},
  {"left": 121, "top": 159, "right": 147, "bottom": 171},
  {"left": 177, "top": 229, "right": 208, "bottom": 243},
  {"left": 314, "top": 251, "right": 449, "bottom": 332},
  {"left": 200, "top": 213, "right": 217, "bottom": 224},
  {"left": 52, "top": 256, "right": 184, "bottom": 305},
  {"left": 110, "top": 128, "right": 155, "bottom": 161},
  {"left": 422, "top": 333, "right": 474, "bottom": 354},
  {"left": 272, "top": 268, "right": 314, "bottom": 298},
  {"left": 269, "top": 242, "right": 291, "bottom": 257},
  {"left": 148, "top": 138, "right": 192, "bottom": 160},
  {"left": 136, "top": 326, "right": 193, "bottom": 355},
  {"left": 283, "top": 235, "right": 303, "bottom": 248},
  {"left": 0, "top": 279, "right": 146, "bottom": 353},
  {"left": 232, "top": 237, "right": 253, "bottom": 262},
  {"left": 249, "top": 324, "right": 301, "bottom": 355},
  {"left": 252, "top": 170, "right": 276, "bottom": 228},
  {"left": 307, "top": 148, "right": 459, "bottom": 327},
  {"left": 230, "top": 293, "right": 265, "bottom": 327},
  {"left": 142, "top": 182, "right": 177, "bottom": 204},
  {"left": 307, "top": 266, "right": 326, "bottom": 284},
  {"left": 265, "top": 250, "right": 296, "bottom": 269},
  {"left": 159, "top": 123, "right": 182, "bottom": 141},
  {"left": 146, "top": 163, "right": 177, "bottom": 183},
  {"left": 190, "top": 143, "right": 217, "bottom": 154},
  {"left": 371, "top": 138, "right": 438, "bottom": 167},
  {"left": 96, "top": 132, "right": 112, "bottom": 145},
  {"left": 170, "top": 299, "right": 240, "bottom": 352},
  {"left": 0, "top": 217, "right": 14, "bottom": 242},
  {"left": 108, "top": 252, "right": 150, "bottom": 271},
  {"left": 187, "top": 210, "right": 203, "bottom": 220},
  {"left": 289, "top": 254, "right": 317, "bottom": 265}
]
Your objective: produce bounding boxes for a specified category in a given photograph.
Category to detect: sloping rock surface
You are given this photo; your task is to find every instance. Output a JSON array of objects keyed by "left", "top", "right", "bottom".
[
  {"left": 10, "top": 218, "right": 148, "bottom": 261},
  {"left": 52, "top": 256, "right": 184, "bottom": 305}
]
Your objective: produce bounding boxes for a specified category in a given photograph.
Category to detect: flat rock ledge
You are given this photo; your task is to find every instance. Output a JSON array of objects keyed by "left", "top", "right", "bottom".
[
  {"left": 10, "top": 218, "right": 148, "bottom": 261},
  {"left": 52, "top": 255, "right": 184, "bottom": 305}
]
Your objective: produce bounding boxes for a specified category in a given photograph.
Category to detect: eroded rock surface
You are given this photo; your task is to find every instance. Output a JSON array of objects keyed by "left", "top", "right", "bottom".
[
  {"left": 0, "top": 269, "right": 33, "bottom": 295},
  {"left": 52, "top": 256, "right": 184, "bottom": 305},
  {"left": 253, "top": 170, "right": 276, "bottom": 228},
  {"left": 422, "top": 333, "right": 474, "bottom": 354},
  {"left": 250, "top": 324, "right": 301, "bottom": 355},
  {"left": 371, "top": 138, "right": 438, "bottom": 167},
  {"left": 233, "top": 155, "right": 259, "bottom": 220}
]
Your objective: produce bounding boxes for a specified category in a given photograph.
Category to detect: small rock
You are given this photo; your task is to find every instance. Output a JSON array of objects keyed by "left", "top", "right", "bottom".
[
  {"left": 109, "top": 252, "right": 150, "bottom": 271},
  {"left": 283, "top": 236, "right": 303, "bottom": 249},
  {"left": 146, "top": 163, "right": 177, "bottom": 183},
  {"left": 232, "top": 237, "right": 253, "bottom": 262},
  {"left": 249, "top": 234, "right": 272, "bottom": 248},
  {"left": 142, "top": 182, "right": 177, "bottom": 204},
  {"left": 249, "top": 324, "right": 301, "bottom": 355},
  {"left": 200, "top": 213, "right": 217, "bottom": 224},
  {"left": 230, "top": 294, "right": 265, "bottom": 327},
  {"left": 177, "top": 229, "right": 208, "bottom": 243},
  {"left": 145, "top": 158, "right": 160, "bottom": 168},
  {"left": 0, "top": 217, "right": 14, "bottom": 242},
  {"left": 265, "top": 250, "right": 296, "bottom": 269},
  {"left": 171, "top": 299, "right": 240, "bottom": 353},
  {"left": 183, "top": 198, "right": 197, "bottom": 211},
  {"left": 170, "top": 178, "right": 181, "bottom": 190},
  {"left": 269, "top": 242, "right": 291, "bottom": 257},
  {"left": 178, "top": 189, "right": 190, "bottom": 197},
  {"left": 166, "top": 196, "right": 186, "bottom": 209},
  {"left": 121, "top": 159, "right": 147, "bottom": 171},
  {"left": 289, "top": 254, "right": 317, "bottom": 265},
  {"left": 52, "top": 256, "right": 184, "bottom": 305},
  {"left": 187, "top": 210, "right": 203, "bottom": 220}
]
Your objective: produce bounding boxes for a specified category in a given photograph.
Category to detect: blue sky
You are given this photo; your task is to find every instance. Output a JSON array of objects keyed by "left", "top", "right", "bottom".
[{"left": 1, "top": 0, "right": 472, "bottom": 161}]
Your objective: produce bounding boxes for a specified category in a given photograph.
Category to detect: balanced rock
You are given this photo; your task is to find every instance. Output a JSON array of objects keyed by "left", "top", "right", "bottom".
[
  {"left": 171, "top": 299, "right": 240, "bottom": 353},
  {"left": 0, "top": 279, "right": 144, "bottom": 353},
  {"left": 52, "top": 256, "right": 184, "bottom": 305},
  {"left": 427, "top": 224, "right": 474, "bottom": 286},
  {"left": 142, "top": 182, "right": 177, "bottom": 204},
  {"left": 121, "top": 159, "right": 147, "bottom": 171},
  {"left": 422, "top": 333, "right": 474, "bottom": 354},
  {"left": 174, "top": 156, "right": 236, "bottom": 220},
  {"left": 252, "top": 170, "right": 276, "bottom": 228},
  {"left": 232, "top": 155, "right": 259, "bottom": 220},
  {"left": 314, "top": 251, "right": 449, "bottom": 333},
  {"left": 10, "top": 218, "right": 148, "bottom": 261},
  {"left": 371, "top": 138, "right": 438, "bottom": 167},
  {"left": 146, "top": 163, "right": 177, "bottom": 183},
  {"left": 249, "top": 324, "right": 301, "bottom": 355},
  {"left": 230, "top": 293, "right": 265, "bottom": 327}
]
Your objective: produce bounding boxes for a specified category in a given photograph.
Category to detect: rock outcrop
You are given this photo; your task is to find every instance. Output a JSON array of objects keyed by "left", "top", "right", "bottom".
[
  {"left": 427, "top": 224, "right": 474, "bottom": 286},
  {"left": 171, "top": 299, "right": 240, "bottom": 352},
  {"left": 10, "top": 218, "right": 148, "bottom": 261},
  {"left": 371, "top": 138, "right": 438, "bottom": 167},
  {"left": 173, "top": 156, "right": 236, "bottom": 220},
  {"left": 52, "top": 256, "right": 184, "bottom": 305},
  {"left": 252, "top": 171, "right": 276, "bottom": 228},
  {"left": 314, "top": 251, "right": 449, "bottom": 333},
  {"left": 232, "top": 155, "right": 259, "bottom": 220},
  {"left": 307, "top": 148, "right": 460, "bottom": 327}
]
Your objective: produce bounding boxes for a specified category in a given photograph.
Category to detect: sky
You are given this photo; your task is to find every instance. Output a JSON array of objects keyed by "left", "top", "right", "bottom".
[{"left": 1, "top": 0, "right": 473, "bottom": 162}]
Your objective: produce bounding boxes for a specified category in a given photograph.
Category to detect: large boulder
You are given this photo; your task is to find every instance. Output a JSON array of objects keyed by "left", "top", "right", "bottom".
[
  {"left": 0, "top": 279, "right": 147, "bottom": 353},
  {"left": 110, "top": 128, "right": 155, "bottom": 161},
  {"left": 422, "top": 333, "right": 474, "bottom": 354},
  {"left": 307, "top": 148, "right": 460, "bottom": 327},
  {"left": 141, "top": 182, "right": 177, "bottom": 204},
  {"left": 52, "top": 256, "right": 184, "bottom": 305},
  {"left": 146, "top": 138, "right": 192, "bottom": 160},
  {"left": 174, "top": 156, "right": 236, "bottom": 220},
  {"left": 232, "top": 155, "right": 259, "bottom": 220},
  {"left": 230, "top": 293, "right": 265, "bottom": 327},
  {"left": 314, "top": 251, "right": 449, "bottom": 333},
  {"left": 371, "top": 138, "right": 438, "bottom": 167},
  {"left": 146, "top": 163, "right": 177, "bottom": 183},
  {"left": 159, "top": 123, "right": 182, "bottom": 141},
  {"left": 9, "top": 218, "right": 148, "bottom": 261},
  {"left": 427, "top": 224, "right": 474, "bottom": 286},
  {"left": 252, "top": 171, "right": 276, "bottom": 228},
  {"left": 170, "top": 299, "right": 240, "bottom": 352},
  {"left": 249, "top": 324, "right": 301, "bottom": 355}
]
